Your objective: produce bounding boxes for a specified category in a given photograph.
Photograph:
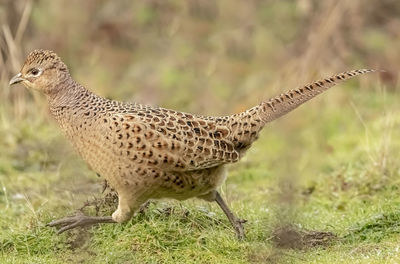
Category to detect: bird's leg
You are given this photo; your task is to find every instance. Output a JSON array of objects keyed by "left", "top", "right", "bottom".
[
  {"left": 49, "top": 193, "right": 142, "bottom": 234},
  {"left": 214, "top": 191, "right": 247, "bottom": 240},
  {"left": 47, "top": 211, "right": 116, "bottom": 234}
]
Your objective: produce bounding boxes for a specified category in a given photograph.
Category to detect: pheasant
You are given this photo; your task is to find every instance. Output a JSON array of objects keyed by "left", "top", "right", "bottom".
[{"left": 9, "top": 50, "right": 375, "bottom": 239}]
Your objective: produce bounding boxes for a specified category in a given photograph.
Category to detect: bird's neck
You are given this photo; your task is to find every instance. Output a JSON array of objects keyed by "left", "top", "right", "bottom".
[
  {"left": 46, "top": 74, "right": 105, "bottom": 125},
  {"left": 47, "top": 75, "right": 85, "bottom": 107}
]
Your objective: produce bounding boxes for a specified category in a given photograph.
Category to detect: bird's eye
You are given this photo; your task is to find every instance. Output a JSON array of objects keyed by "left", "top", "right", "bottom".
[{"left": 30, "top": 68, "right": 40, "bottom": 76}]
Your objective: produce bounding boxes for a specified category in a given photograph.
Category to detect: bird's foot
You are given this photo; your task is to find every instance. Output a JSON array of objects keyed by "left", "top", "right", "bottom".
[
  {"left": 233, "top": 218, "right": 247, "bottom": 240},
  {"left": 47, "top": 211, "right": 115, "bottom": 234}
]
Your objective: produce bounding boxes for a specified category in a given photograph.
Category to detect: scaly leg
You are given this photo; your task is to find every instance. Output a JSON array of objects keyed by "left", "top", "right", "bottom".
[{"left": 212, "top": 191, "right": 247, "bottom": 240}]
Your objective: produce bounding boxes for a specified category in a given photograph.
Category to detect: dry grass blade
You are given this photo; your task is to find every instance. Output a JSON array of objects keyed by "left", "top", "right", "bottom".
[
  {"left": 15, "top": 0, "right": 33, "bottom": 44},
  {"left": 2, "top": 24, "right": 20, "bottom": 72}
]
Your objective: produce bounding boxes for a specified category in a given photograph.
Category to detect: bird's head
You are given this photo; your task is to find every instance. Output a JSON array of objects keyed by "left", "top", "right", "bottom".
[{"left": 9, "top": 49, "right": 69, "bottom": 94}]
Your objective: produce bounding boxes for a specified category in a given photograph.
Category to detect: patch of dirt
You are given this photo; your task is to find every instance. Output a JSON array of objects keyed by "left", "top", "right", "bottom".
[
  {"left": 272, "top": 225, "right": 337, "bottom": 250},
  {"left": 66, "top": 229, "right": 92, "bottom": 251}
]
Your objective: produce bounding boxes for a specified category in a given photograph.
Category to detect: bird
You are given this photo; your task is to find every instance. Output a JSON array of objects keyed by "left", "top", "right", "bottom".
[{"left": 9, "top": 49, "right": 375, "bottom": 239}]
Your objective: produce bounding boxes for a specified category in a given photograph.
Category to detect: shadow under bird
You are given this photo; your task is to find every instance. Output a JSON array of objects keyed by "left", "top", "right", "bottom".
[{"left": 9, "top": 50, "right": 376, "bottom": 239}]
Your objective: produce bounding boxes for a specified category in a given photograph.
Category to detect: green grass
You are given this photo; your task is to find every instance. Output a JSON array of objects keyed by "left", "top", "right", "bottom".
[{"left": 0, "top": 86, "right": 399, "bottom": 263}]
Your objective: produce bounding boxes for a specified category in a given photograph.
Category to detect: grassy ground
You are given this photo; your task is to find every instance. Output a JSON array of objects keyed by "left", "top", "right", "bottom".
[{"left": 0, "top": 83, "right": 399, "bottom": 263}]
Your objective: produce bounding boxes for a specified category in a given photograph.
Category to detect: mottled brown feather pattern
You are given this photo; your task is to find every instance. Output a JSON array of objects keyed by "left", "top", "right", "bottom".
[{"left": 16, "top": 50, "right": 374, "bottom": 223}]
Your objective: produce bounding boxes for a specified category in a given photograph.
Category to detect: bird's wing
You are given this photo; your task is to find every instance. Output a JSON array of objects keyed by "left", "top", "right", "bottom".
[{"left": 108, "top": 108, "right": 240, "bottom": 171}]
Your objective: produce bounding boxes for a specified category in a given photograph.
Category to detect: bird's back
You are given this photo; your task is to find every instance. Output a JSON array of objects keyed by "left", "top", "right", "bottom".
[{"left": 49, "top": 69, "right": 375, "bottom": 177}]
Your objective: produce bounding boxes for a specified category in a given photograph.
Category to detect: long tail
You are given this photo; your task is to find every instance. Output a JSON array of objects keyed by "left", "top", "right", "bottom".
[{"left": 227, "top": 69, "right": 376, "bottom": 152}]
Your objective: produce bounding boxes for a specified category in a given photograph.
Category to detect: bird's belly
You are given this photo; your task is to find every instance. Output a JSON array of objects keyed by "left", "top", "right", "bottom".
[{"left": 152, "top": 166, "right": 228, "bottom": 200}]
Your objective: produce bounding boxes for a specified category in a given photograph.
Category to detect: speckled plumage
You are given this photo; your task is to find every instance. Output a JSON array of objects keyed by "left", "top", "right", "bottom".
[{"left": 11, "top": 50, "right": 375, "bottom": 237}]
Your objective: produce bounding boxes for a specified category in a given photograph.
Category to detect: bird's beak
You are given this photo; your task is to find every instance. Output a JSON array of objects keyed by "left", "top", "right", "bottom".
[{"left": 9, "top": 73, "right": 24, "bottom": 86}]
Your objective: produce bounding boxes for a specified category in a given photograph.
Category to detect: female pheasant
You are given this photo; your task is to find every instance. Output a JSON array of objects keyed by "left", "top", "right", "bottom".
[{"left": 10, "top": 50, "right": 375, "bottom": 239}]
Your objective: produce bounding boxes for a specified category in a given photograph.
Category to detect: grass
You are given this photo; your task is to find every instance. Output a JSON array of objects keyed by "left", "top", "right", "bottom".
[{"left": 0, "top": 84, "right": 399, "bottom": 263}]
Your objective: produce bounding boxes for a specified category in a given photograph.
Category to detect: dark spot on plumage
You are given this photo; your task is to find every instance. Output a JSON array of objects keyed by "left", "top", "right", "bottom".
[
  {"left": 236, "top": 142, "right": 246, "bottom": 149},
  {"left": 148, "top": 160, "right": 158, "bottom": 165},
  {"left": 158, "top": 128, "right": 166, "bottom": 134},
  {"left": 220, "top": 141, "right": 226, "bottom": 149},
  {"left": 213, "top": 131, "right": 221, "bottom": 138}
]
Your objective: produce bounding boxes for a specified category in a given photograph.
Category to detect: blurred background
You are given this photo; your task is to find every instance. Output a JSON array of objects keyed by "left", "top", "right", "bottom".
[
  {"left": 1, "top": 0, "right": 400, "bottom": 262},
  {"left": 1, "top": 0, "right": 398, "bottom": 117},
  {"left": 1, "top": 0, "right": 399, "bottom": 208}
]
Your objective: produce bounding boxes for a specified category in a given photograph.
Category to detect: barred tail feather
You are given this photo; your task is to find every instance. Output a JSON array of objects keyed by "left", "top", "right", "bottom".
[
  {"left": 258, "top": 69, "right": 376, "bottom": 123},
  {"left": 228, "top": 69, "right": 377, "bottom": 152}
]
